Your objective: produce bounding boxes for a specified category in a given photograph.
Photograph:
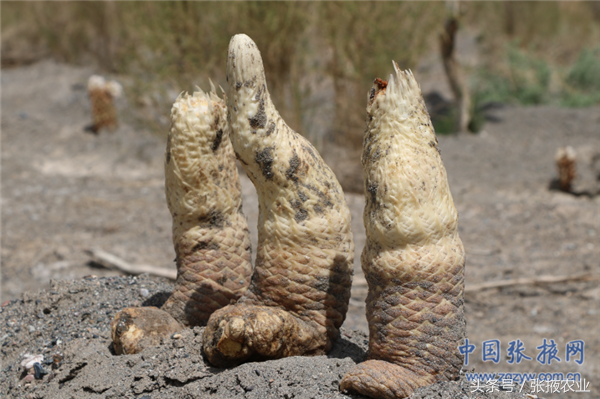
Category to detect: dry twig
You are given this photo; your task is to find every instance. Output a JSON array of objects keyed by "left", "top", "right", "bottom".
[
  {"left": 466, "top": 273, "right": 598, "bottom": 293},
  {"left": 84, "top": 248, "right": 176, "bottom": 280},
  {"left": 439, "top": 15, "right": 471, "bottom": 134}
]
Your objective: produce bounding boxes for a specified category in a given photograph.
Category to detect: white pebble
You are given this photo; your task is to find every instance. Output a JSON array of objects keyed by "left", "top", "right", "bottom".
[{"left": 20, "top": 354, "right": 44, "bottom": 370}]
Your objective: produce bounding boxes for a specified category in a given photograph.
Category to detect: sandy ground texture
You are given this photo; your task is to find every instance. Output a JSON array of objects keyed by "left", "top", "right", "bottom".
[
  {"left": 0, "top": 276, "right": 532, "bottom": 399},
  {"left": 2, "top": 60, "right": 600, "bottom": 398}
]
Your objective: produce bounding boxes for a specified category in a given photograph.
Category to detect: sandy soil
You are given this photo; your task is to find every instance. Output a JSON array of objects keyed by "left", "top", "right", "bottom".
[
  {"left": 0, "top": 276, "right": 533, "bottom": 399},
  {"left": 1, "top": 60, "right": 599, "bottom": 398}
]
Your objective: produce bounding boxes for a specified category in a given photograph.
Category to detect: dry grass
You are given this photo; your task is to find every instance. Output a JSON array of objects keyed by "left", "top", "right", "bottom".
[
  {"left": 466, "top": 2, "right": 600, "bottom": 67},
  {"left": 2, "top": 1, "right": 599, "bottom": 190},
  {"left": 1, "top": 2, "right": 442, "bottom": 137}
]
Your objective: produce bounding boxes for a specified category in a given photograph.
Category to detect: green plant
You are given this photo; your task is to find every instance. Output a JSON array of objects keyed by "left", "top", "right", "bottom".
[
  {"left": 471, "top": 45, "right": 600, "bottom": 111},
  {"left": 561, "top": 47, "right": 600, "bottom": 107},
  {"left": 470, "top": 44, "right": 552, "bottom": 108},
  {"left": 430, "top": 108, "right": 458, "bottom": 135},
  {"left": 566, "top": 48, "right": 600, "bottom": 90}
]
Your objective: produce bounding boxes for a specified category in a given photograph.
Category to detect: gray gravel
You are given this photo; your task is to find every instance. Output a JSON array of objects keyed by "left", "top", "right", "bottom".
[{"left": 0, "top": 275, "right": 531, "bottom": 399}]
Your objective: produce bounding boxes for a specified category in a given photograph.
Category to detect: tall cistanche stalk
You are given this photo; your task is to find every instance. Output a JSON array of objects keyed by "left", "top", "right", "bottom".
[{"left": 341, "top": 66, "right": 466, "bottom": 399}]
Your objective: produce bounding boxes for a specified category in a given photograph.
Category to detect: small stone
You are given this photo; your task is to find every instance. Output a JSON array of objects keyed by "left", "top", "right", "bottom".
[
  {"left": 139, "top": 289, "right": 150, "bottom": 298},
  {"left": 171, "top": 333, "right": 182, "bottom": 340},
  {"left": 28, "top": 325, "right": 36, "bottom": 333},
  {"left": 33, "top": 363, "right": 46, "bottom": 379},
  {"left": 21, "top": 354, "right": 44, "bottom": 370},
  {"left": 23, "top": 374, "right": 34, "bottom": 383}
]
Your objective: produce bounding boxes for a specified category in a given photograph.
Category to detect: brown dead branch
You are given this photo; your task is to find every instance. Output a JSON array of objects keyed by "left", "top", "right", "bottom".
[
  {"left": 467, "top": 247, "right": 500, "bottom": 256},
  {"left": 85, "top": 248, "right": 176, "bottom": 280},
  {"left": 322, "top": 271, "right": 598, "bottom": 294},
  {"left": 466, "top": 273, "right": 598, "bottom": 293},
  {"left": 439, "top": 16, "right": 471, "bottom": 134}
]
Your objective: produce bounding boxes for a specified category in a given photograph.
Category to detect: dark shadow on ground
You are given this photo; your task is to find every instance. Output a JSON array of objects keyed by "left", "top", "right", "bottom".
[
  {"left": 142, "top": 291, "right": 171, "bottom": 307},
  {"left": 548, "top": 178, "right": 599, "bottom": 198}
]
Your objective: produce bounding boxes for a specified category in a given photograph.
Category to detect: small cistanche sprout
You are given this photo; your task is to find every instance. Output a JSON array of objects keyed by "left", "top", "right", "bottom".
[
  {"left": 555, "top": 146, "right": 577, "bottom": 192},
  {"left": 87, "top": 75, "right": 122, "bottom": 134}
]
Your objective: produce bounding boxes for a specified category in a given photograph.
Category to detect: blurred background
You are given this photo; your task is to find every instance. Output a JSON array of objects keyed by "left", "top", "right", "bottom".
[
  {"left": 2, "top": 2, "right": 599, "bottom": 397},
  {"left": 3, "top": 1, "right": 600, "bottom": 190}
]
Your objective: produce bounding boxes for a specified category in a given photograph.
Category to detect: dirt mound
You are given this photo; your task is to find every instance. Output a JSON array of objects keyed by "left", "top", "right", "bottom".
[{"left": 0, "top": 276, "right": 530, "bottom": 399}]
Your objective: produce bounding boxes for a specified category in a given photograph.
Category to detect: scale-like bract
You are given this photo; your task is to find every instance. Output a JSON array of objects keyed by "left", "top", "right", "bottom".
[
  {"left": 162, "top": 88, "right": 253, "bottom": 326},
  {"left": 341, "top": 66, "right": 466, "bottom": 399},
  {"left": 203, "top": 34, "right": 355, "bottom": 367}
]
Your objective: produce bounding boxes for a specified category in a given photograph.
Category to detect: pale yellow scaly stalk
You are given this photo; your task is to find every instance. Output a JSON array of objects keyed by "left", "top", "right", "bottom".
[
  {"left": 341, "top": 65, "right": 466, "bottom": 399},
  {"left": 162, "top": 86, "right": 253, "bottom": 326},
  {"left": 203, "top": 34, "right": 355, "bottom": 367},
  {"left": 111, "top": 85, "right": 253, "bottom": 354}
]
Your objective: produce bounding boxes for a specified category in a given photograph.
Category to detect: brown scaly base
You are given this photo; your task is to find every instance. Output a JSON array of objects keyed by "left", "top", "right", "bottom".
[
  {"left": 341, "top": 360, "right": 434, "bottom": 399},
  {"left": 160, "top": 215, "right": 253, "bottom": 327},
  {"left": 203, "top": 304, "right": 329, "bottom": 367}
]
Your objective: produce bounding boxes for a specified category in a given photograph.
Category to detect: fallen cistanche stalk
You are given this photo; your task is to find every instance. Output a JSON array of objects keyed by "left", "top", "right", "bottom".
[
  {"left": 340, "top": 67, "right": 466, "bottom": 399},
  {"left": 202, "top": 34, "right": 355, "bottom": 367}
]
